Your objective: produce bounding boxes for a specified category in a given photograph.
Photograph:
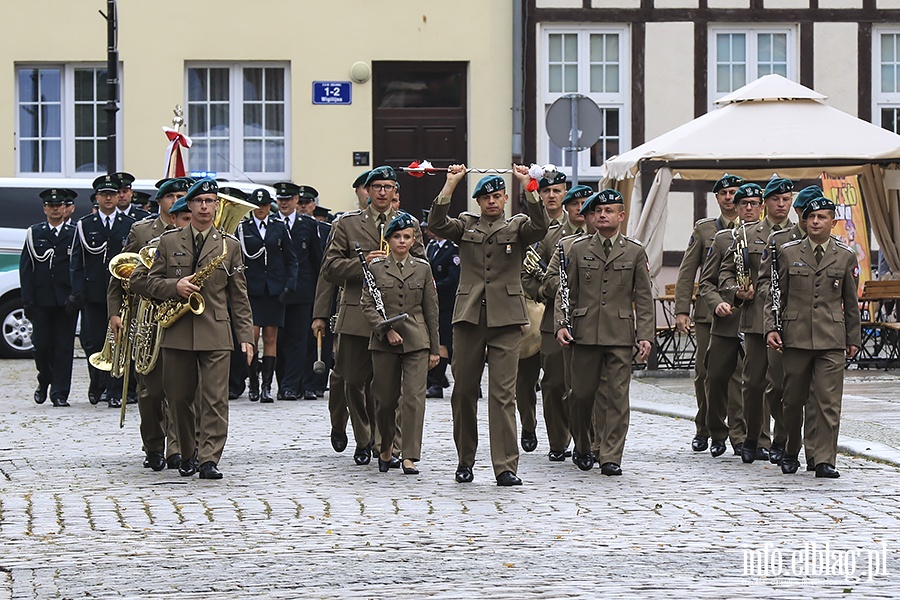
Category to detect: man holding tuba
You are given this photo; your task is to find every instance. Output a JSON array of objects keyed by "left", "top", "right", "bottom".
[
  {"left": 108, "top": 177, "right": 191, "bottom": 471},
  {"left": 145, "top": 178, "right": 254, "bottom": 480}
]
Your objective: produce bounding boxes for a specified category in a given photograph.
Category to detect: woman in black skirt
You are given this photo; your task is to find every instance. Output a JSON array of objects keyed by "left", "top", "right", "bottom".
[{"left": 237, "top": 188, "right": 299, "bottom": 402}]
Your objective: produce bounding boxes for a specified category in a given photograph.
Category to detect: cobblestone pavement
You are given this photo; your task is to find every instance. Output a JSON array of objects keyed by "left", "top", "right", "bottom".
[{"left": 1, "top": 357, "right": 899, "bottom": 598}]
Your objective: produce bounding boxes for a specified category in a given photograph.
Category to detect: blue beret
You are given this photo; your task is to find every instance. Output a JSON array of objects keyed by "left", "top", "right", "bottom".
[
  {"left": 472, "top": 175, "right": 505, "bottom": 198},
  {"left": 92, "top": 174, "right": 120, "bottom": 193},
  {"left": 169, "top": 196, "right": 190, "bottom": 214},
  {"left": 539, "top": 171, "right": 567, "bottom": 189},
  {"left": 365, "top": 166, "right": 397, "bottom": 186},
  {"left": 764, "top": 177, "right": 794, "bottom": 198},
  {"left": 801, "top": 195, "right": 836, "bottom": 219},
  {"left": 39, "top": 188, "right": 68, "bottom": 204},
  {"left": 155, "top": 177, "right": 193, "bottom": 199},
  {"left": 249, "top": 188, "right": 273, "bottom": 207},
  {"left": 580, "top": 189, "right": 623, "bottom": 214},
  {"left": 352, "top": 171, "right": 371, "bottom": 189},
  {"left": 563, "top": 185, "right": 593, "bottom": 205},
  {"left": 183, "top": 177, "right": 218, "bottom": 203},
  {"left": 734, "top": 183, "right": 764, "bottom": 202},
  {"left": 713, "top": 173, "right": 744, "bottom": 193},
  {"left": 384, "top": 212, "right": 416, "bottom": 238},
  {"left": 794, "top": 185, "right": 823, "bottom": 209},
  {"left": 273, "top": 181, "right": 300, "bottom": 199}
]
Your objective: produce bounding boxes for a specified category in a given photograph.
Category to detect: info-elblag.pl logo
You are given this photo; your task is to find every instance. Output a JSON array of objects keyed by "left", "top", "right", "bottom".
[{"left": 743, "top": 541, "right": 890, "bottom": 583}]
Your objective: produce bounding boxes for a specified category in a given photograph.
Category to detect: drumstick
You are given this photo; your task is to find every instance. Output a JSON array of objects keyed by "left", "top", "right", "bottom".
[{"left": 313, "top": 330, "right": 326, "bottom": 374}]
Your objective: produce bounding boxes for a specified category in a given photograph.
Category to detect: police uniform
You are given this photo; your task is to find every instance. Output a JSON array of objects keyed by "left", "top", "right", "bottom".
[
  {"left": 429, "top": 174, "right": 549, "bottom": 484},
  {"left": 20, "top": 189, "right": 78, "bottom": 407},
  {"left": 313, "top": 268, "right": 347, "bottom": 451},
  {"left": 306, "top": 217, "right": 333, "bottom": 396},
  {"left": 71, "top": 175, "right": 136, "bottom": 407},
  {"left": 425, "top": 235, "right": 460, "bottom": 396}
]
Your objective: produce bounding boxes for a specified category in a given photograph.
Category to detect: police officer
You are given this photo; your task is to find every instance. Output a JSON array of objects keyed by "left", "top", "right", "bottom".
[
  {"left": 71, "top": 174, "right": 136, "bottom": 408},
  {"left": 555, "top": 189, "right": 654, "bottom": 476},
  {"left": 238, "top": 188, "right": 298, "bottom": 403},
  {"left": 674, "top": 173, "right": 743, "bottom": 452},
  {"left": 21, "top": 188, "right": 79, "bottom": 407},
  {"left": 765, "top": 191, "right": 860, "bottom": 478},
  {"left": 424, "top": 213, "right": 460, "bottom": 399},
  {"left": 429, "top": 164, "right": 549, "bottom": 486},
  {"left": 113, "top": 172, "right": 151, "bottom": 221},
  {"left": 294, "top": 185, "right": 327, "bottom": 399}
]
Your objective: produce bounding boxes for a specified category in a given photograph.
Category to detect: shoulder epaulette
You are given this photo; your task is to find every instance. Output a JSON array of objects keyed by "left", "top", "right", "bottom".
[
  {"left": 459, "top": 211, "right": 479, "bottom": 219},
  {"left": 782, "top": 239, "right": 802, "bottom": 249},
  {"left": 343, "top": 209, "right": 363, "bottom": 218},
  {"left": 623, "top": 235, "right": 643, "bottom": 246},
  {"left": 695, "top": 217, "right": 715, "bottom": 226},
  {"left": 159, "top": 228, "right": 181, "bottom": 237},
  {"left": 412, "top": 257, "right": 429, "bottom": 265},
  {"left": 714, "top": 228, "right": 733, "bottom": 238},
  {"left": 834, "top": 240, "right": 853, "bottom": 252},
  {"left": 371, "top": 257, "right": 385, "bottom": 264},
  {"left": 559, "top": 232, "right": 583, "bottom": 242},
  {"left": 223, "top": 232, "right": 239, "bottom": 242}
]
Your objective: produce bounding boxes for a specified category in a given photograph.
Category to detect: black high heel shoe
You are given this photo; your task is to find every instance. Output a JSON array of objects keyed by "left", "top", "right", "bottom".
[
  {"left": 378, "top": 457, "right": 392, "bottom": 472},
  {"left": 401, "top": 460, "right": 419, "bottom": 475}
]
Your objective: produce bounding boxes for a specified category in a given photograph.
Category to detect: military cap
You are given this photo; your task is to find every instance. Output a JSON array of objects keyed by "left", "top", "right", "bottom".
[
  {"left": 169, "top": 196, "right": 190, "bottom": 215},
  {"left": 365, "top": 166, "right": 398, "bottom": 186},
  {"left": 131, "top": 190, "right": 152, "bottom": 206},
  {"left": 218, "top": 186, "right": 249, "bottom": 201},
  {"left": 183, "top": 177, "right": 218, "bottom": 203},
  {"left": 420, "top": 209, "right": 431, "bottom": 229},
  {"left": 313, "top": 205, "right": 333, "bottom": 221},
  {"left": 92, "top": 174, "right": 120, "bottom": 193},
  {"left": 155, "top": 177, "right": 193, "bottom": 198},
  {"left": 580, "top": 188, "right": 624, "bottom": 214},
  {"left": 64, "top": 189, "right": 78, "bottom": 205},
  {"left": 273, "top": 182, "right": 301, "bottom": 199},
  {"left": 249, "top": 188, "right": 273, "bottom": 207},
  {"left": 793, "top": 185, "right": 823, "bottom": 209},
  {"left": 802, "top": 196, "right": 836, "bottom": 219},
  {"left": 563, "top": 185, "right": 593, "bottom": 205},
  {"left": 352, "top": 170, "right": 371, "bottom": 189},
  {"left": 539, "top": 171, "right": 567, "bottom": 189},
  {"left": 39, "top": 188, "right": 68, "bottom": 205},
  {"left": 734, "top": 183, "right": 764, "bottom": 202},
  {"left": 764, "top": 177, "right": 794, "bottom": 199},
  {"left": 713, "top": 173, "right": 744, "bottom": 193},
  {"left": 472, "top": 175, "right": 505, "bottom": 198},
  {"left": 297, "top": 185, "right": 318, "bottom": 202},
  {"left": 384, "top": 212, "right": 416, "bottom": 238},
  {"left": 112, "top": 172, "right": 135, "bottom": 189}
]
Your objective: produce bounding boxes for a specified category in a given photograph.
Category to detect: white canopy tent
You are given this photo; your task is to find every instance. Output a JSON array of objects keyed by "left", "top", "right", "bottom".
[{"left": 600, "top": 74, "right": 900, "bottom": 283}]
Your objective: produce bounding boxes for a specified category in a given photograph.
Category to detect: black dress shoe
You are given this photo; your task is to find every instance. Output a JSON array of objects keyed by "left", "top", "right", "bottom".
[
  {"left": 315, "top": 390, "right": 325, "bottom": 398},
  {"left": 88, "top": 389, "right": 99, "bottom": 405},
  {"left": 769, "top": 444, "right": 785, "bottom": 465},
  {"left": 496, "top": 471, "right": 522, "bottom": 486},
  {"left": 548, "top": 450, "right": 567, "bottom": 462},
  {"left": 281, "top": 389, "right": 298, "bottom": 401},
  {"left": 228, "top": 391, "right": 240, "bottom": 400},
  {"left": 199, "top": 461, "right": 223, "bottom": 479},
  {"left": 303, "top": 390, "right": 317, "bottom": 400},
  {"left": 330, "top": 428, "right": 348, "bottom": 453},
  {"left": 425, "top": 385, "right": 443, "bottom": 399},
  {"left": 710, "top": 439, "right": 727, "bottom": 457},
  {"left": 166, "top": 454, "right": 182, "bottom": 469},
  {"left": 732, "top": 441, "right": 743, "bottom": 456},
  {"left": 572, "top": 450, "right": 594, "bottom": 471},
  {"left": 756, "top": 447, "right": 770, "bottom": 461},
  {"left": 51, "top": 396, "right": 70, "bottom": 407},
  {"left": 455, "top": 464, "right": 474, "bottom": 483},
  {"left": 179, "top": 458, "right": 199, "bottom": 477},
  {"left": 402, "top": 462, "right": 419, "bottom": 475},
  {"left": 145, "top": 451, "right": 166, "bottom": 472},
  {"left": 389, "top": 455, "right": 401, "bottom": 469},
  {"left": 353, "top": 445, "right": 371, "bottom": 466},
  {"left": 378, "top": 457, "right": 391, "bottom": 472},
  {"left": 521, "top": 430, "right": 538, "bottom": 453},
  {"left": 691, "top": 436, "right": 708, "bottom": 452},
  {"left": 127, "top": 394, "right": 138, "bottom": 405},
  {"left": 741, "top": 440, "right": 758, "bottom": 464},
  {"left": 815, "top": 463, "right": 840, "bottom": 478},
  {"left": 600, "top": 462, "right": 622, "bottom": 476},
  {"left": 108, "top": 397, "right": 122, "bottom": 408},
  {"left": 781, "top": 455, "right": 800, "bottom": 474},
  {"left": 34, "top": 386, "right": 48, "bottom": 405},
  {"left": 807, "top": 458, "right": 816, "bottom": 472}
]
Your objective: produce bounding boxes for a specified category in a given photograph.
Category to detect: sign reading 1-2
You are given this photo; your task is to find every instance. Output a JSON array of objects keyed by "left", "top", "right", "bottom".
[{"left": 312, "top": 81, "right": 352, "bottom": 105}]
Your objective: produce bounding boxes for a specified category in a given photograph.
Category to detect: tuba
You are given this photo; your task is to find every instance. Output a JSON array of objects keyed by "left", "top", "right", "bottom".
[
  {"left": 88, "top": 252, "right": 141, "bottom": 376},
  {"left": 216, "top": 191, "right": 257, "bottom": 233},
  {"left": 131, "top": 239, "right": 162, "bottom": 375}
]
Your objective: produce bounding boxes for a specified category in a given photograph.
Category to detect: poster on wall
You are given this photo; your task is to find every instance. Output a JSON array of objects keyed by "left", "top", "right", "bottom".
[{"left": 820, "top": 174, "right": 870, "bottom": 296}]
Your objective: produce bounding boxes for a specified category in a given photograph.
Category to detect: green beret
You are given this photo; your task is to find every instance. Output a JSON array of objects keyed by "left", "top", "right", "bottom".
[
  {"left": 734, "top": 183, "right": 764, "bottom": 202},
  {"left": 249, "top": 188, "right": 273, "bottom": 207},
  {"left": 539, "top": 171, "right": 567, "bottom": 189},
  {"left": 794, "top": 185, "right": 823, "bottom": 209},
  {"left": 563, "top": 185, "right": 593, "bottom": 205},
  {"left": 802, "top": 196, "right": 836, "bottom": 219},
  {"left": 713, "top": 173, "right": 744, "bottom": 193},
  {"left": 39, "top": 188, "right": 68, "bottom": 205},
  {"left": 155, "top": 177, "right": 193, "bottom": 199},
  {"left": 580, "top": 189, "right": 623, "bottom": 214},
  {"left": 764, "top": 177, "right": 793, "bottom": 198},
  {"left": 218, "top": 187, "right": 248, "bottom": 201},
  {"left": 183, "top": 177, "right": 218, "bottom": 203},
  {"left": 365, "top": 166, "right": 397, "bottom": 186},
  {"left": 169, "top": 196, "right": 190, "bottom": 214},
  {"left": 92, "top": 174, "right": 119, "bottom": 193},
  {"left": 273, "top": 182, "right": 300, "bottom": 199},
  {"left": 352, "top": 171, "right": 371, "bottom": 189},
  {"left": 472, "top": 175, "right": 505, "bottom": 198},
  {"left": 384, "top": 212, "right": 416, "bottom": 238}
]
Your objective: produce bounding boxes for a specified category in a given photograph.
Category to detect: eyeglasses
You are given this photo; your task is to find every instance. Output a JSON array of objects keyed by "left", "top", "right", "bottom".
[
  {"left": 738, "top": 200, "right": 762, "bottom": 207},
  {"left": 189, "top": 198, "right": 218, "bottom": 205},
  {"left": 369, "top": 184, "right": 397, "bottom": 193}
]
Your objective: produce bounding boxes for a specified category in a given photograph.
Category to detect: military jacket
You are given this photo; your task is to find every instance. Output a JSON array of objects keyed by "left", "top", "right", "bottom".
[
  {"left": 275, "top": 212, "right": 322, "bottom": 305},
  {"left": 523, "top": 219, "right": 583, "bottom": 332},
  {"left": 698, "top": 228, "right": 742, "bottom": 337},
  {"left": 675, "top": 216, "right": 732, "bottom": 324},
  {"left": 107, "top": 216, "right": 176, "bottom": 319},
  {"left": 756, "top": 223, "right": 805, "bottom": 309},
  {"left": 70, "top": 211, "right": 135, "bottom": 303},
  {"left": 238, "top": 217, "right": 298, "bottom": 297},
  {"left": 20, "top": 221, "right": 75, "bottom": 307}
]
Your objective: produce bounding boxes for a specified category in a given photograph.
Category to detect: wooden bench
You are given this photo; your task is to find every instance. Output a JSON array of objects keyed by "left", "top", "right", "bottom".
[{"left": 860, "top": 279, "right": 900, "bottom": 301}]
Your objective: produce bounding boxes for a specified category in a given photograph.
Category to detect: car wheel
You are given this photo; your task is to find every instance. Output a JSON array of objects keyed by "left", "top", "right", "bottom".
[{"left": 0, "top": 298, "right": 33, "bottom": 358}]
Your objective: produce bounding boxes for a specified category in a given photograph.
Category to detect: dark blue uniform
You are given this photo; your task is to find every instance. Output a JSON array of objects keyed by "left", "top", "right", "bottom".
[
  {"left": 20, "top": 221, "right": 78, "bottom": 405},
  {"left": 306, "top": 219, "right": 333, "bottom": 394},
  {"left": 70, "top": 211, "right": 135, "bottom": 404},
  {"left": 425, "top": 238, "right": 460, "bottom": 392},
  {"left": 121, "top": 205, "right": 151, "bottom": 221},
  {"left": 238, "top": 216, "right": 299, "bottom": 325}
]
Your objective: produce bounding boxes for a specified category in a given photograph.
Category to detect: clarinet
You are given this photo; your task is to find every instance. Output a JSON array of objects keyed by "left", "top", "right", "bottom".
[
  {"left": 557, "top": 241, "right": 573, "bottom": 337},
  {"left": 355, "top": 243, "right": 387, "bottom": 321},
  {"left": 770, "top": 238, "right": 783, "bottom": 336},
  {"left": 733, "top": 220, "right": 751, "bottom": 291}
]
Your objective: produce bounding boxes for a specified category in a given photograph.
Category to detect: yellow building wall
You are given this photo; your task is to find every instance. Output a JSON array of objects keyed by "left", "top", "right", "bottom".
[
  {"left": 644, "top": 22, "right": 695, "bottom": 141},
  {"left": 814, "top": 22, "right": 859, "bottom": 116}
]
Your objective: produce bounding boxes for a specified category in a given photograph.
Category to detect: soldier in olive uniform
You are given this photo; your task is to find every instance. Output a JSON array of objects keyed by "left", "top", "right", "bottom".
[
  {"left": 555, "top": 189, "right": 654, "bottom": 476},
  {"left": 312, "top": 270, "right": 348, "bottom": 453},
  {"left": 322, "top": 166, "right": 425, "bottom": 466},
  {"left": 429, "top": 164, "right": 549, "bottom": 487},
  {"left": 21, "top": 189, "right": 79, "bottom": 407},
  {"left": 765, "top": 191, "right": 860, "bottom": 478},
  {"left": 675, "top": 173, "right": 743, "bottom": 452}
]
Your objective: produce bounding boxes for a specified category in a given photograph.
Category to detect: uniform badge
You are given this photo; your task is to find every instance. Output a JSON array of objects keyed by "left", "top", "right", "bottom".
[
  {"left": 506, "top": 244, "right": 512, "bottom": 254},
  {"left": 452, "top": 255, "right": 460, "bottom": 265},
  {"left": 176, "top": 268, "right": 183, "bottom": 276},
  {"left": 687, "top": 235, "right": 695, "bottom": 246},
  {"left": 853, "top": 265, "right": 860, "bottom": 278},
  {"left": 833, "top": 278, "right": 840, "bottom": 289}
]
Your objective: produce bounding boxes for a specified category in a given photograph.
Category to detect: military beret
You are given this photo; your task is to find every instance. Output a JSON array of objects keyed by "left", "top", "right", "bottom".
[
  {"left": 802, "top": 196, "right": 836, "bottom": 219},
  {"left": 563, "top": 185, "right": 593, "bottom": 205},
  {"left": 155, "top": 177, "right": 193, "bottom": 198},
  {"left": 472, "top": 175, "right": 505, "bottom": 198},
  {"left": 112, "top": 172, "right": 135, "bottom": 189},
  {"left": 734, "top": 183, "right": 764, "bottom": 202},
  {"left": 580, "top": 189, "right": 623, "bottom": 214},
  {"left": 713, "top": 173, "right": 744, "bottom": 193},
  {"left": 39, "top": 188, "right": 68, "bottom": 204},
  {"left": 365, "top": 166, "right": 398, "bottom": 186},
  {"left": 131, "top": 190, "right": 152, "bottom": 206},
  {"left": 92, "top": 174, "right": 120, "bottom": 193},
  {"left": 169, "top": 196, "right": 190, "bottom": 214},
  {"left": 273, "top": 182, "right": 300, "bottom": 199},
  {"left": 64, "top": 189, "right": 78, "bottom": 205},
  {"left": 384, "top": 212, "right": 416, "bottom": 238},
  {"left": 352, "top": 171, "right": 371, "bottom": 189},
  {"left": 218, "top": 186, "right": 248, "bottom": 201},
  {"left": 248, "top": 188, "right": 272, "bottom": 207},
  {"left": 539, "top": 171, "right": 567, "bottom": 189},
  {"left": 764, "top": 177, "right": 794, "bottom": 199},
  {"left": 183, "top": 177, "right": 218, "bottom": 203},
  {"left": 793, "top": 185, "right": 823, "bottom": 209},
  {"left": 297, "top": 185, "right": 318, "bottom": 201}
]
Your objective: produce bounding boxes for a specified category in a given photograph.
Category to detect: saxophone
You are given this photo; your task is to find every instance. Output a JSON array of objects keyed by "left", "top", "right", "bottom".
[{"left": 156, "top": 239, "right": 228, "bottom": 328}]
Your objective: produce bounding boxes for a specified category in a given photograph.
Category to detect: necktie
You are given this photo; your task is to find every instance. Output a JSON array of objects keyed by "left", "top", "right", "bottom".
[
  {"left": 105, "top": 216, "right": 112, "bottom": 230},
  {"left": 51, "top": 227, "right": 58, "bottom": 240},
  {"left": 603, "top": 238, "right": 612, "bottom": 257},
  {"left": 575, "top": 228, "right": 584, "bottom": 236},
  {"left": 773, "top": 224, "right": 782, "bottom": 232},
  {"left": 259, "top": 220, "right": 266, "bottom": 235},
  {"left": 284, "top": 215, "right": 291, "bottom": 229},
  {"left": 398, "top": 261, "right": 404, "bottom": 272},
  {"left": 814, "top": 245, "right": 824, "bottom": 265}
]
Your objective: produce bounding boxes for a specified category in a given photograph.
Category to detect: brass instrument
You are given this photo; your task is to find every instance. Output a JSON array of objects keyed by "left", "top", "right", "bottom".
[
  {"left": 88, "top": 253, "right": 142, "bottom": 375},
  {"left": 131, "top": 240, "right": 162, "bottom": 376},
  {"left": 519, "top": 245, "right": 546, "bottom": 358},
  {"left": 379, "top": 222, "right": 389, "bottom": 254},
  {"left": 216, "top": 191, "right": 257, "bottom": 233},
  {"left": 523, "top": 246, "right": 547, "bottom": 278}
]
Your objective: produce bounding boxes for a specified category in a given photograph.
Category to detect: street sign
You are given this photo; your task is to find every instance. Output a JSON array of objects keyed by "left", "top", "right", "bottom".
[
  {"left": 545, "top": 94, "right": 604, "bottom": 185},
  {"left": 312, "top": 81, "right": 352, "bottom": 105}
]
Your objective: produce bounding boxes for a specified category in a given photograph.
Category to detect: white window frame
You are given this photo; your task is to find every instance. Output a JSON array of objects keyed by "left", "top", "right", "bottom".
[
  {"left": 15, "top": 63, "right": 124, "bottom": 178},
  {"left": 708, "top": 25, "right": 798, "bottom": 109},
  {"left": 184, "top": 62, "right": 291, "bottom": 182},
  {"left": 873, "top": 28, "right": 900, "bottom": 134},
  {"left": 538, "top": 25, "right": 631, "bottom": 180}
]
